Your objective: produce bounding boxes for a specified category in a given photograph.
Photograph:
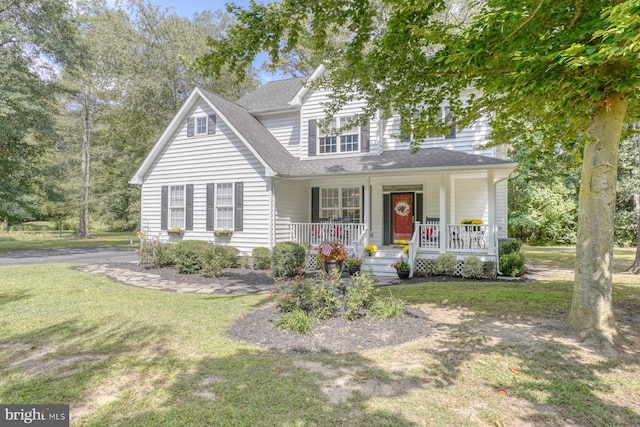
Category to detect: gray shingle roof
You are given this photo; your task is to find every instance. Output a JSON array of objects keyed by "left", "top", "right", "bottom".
[
  {"left": 284, "top": 148, "right": 516, "bottom": 177},
  {"left": 203, "top": 84, "right": 515, "bottom": 179},
  {"left": 236, "top": 77, "right": 306, "bottom": 112},
  {"left": 199, "top": 87, "right": 295, "bottom": 175}
]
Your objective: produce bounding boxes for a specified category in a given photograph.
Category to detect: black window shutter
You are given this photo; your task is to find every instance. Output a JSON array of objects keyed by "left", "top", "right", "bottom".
[
  {"left": 187, "top": 117, "right": 194, "bottom": 137},
  {"left": 185, "top": 184, "right": 194, "bottom": 230},
  {"left": 383, "top": 194, "right": 390, "bottom": 245},
  {"left": 416, "top": 193, "right": 423, "bottom": 225},
  {"left": 308, "top": 119, "right": 316, "bottom": 156},
  {"left": 206, "top": 183, "right": 214, "bottom": 231},
  {"left": 361, "top": 121, "right": 370, "bottom": 152},
  {"left": 311, "top": 187, "right": 319, "bottom": 223},
  {"left": 160, "top": 186, "right": 168, "bottom": 230},
  {"left": 208, "top": 114, "right": 216, "bottom": 135},
  {"left": 234, "top": 182, "right": 244, "bottom": 232},
  {"left": 444, "top": 107, "right": 456, "bottom": 139}
]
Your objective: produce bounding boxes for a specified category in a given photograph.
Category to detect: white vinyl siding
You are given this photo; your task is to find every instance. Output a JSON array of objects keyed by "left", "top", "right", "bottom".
[
  {"left": 274, "top": 179, "right": 309, "bottom": 243},
  {"left": 301, "top": 87, "right": 376, "bottom": 158},
  {"left": 140, "top": 100, "right": 271, "bottom": 253},
  {"left": 254, "top": 111, "right": 300, "bottom": 156}
]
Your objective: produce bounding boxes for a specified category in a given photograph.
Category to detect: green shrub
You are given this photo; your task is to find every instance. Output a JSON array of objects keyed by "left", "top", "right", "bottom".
[
  {"left": 272, "top": 271, "right": 341, "bottom": 319},
  {"left": 500, "top": 251, "right": 526, "bottom": 277},
  {"left": 252, "top": 247, "right": 272, "bottom": 270},
  {"left": 272, "top": 309, "right": 314, "bottom": 334},
  {"left": 272, "top": 242, "right": 306, "bottom": 277},
  {"left": 370, "top": 295, "right": 407, "bottom": 319},
  {"left": 173, "top": 240, "right": 207, "bottom": 274},
  {"left": 212, "top": 245, "right": 239, "bottom": 268},
  {"left": 154, "top": 242, "right": 175, "bottom": 267},
  {"left": 433, "top": 254, "right": 458, "bottom": 276},
  {"left": 499, "top": 239, "right": 522, "bottom": 257},
  {"left": 462, "top": 256, "right": 484, "bottom": 279},
  {"left": 308, "top": 277, "right": 341, "bottom": 320},
  {"left": 198, "top": 245, "right": 223, "bottom": 278},
  {"left": 345, "top": 272, "right": 377, "bottom": 320}
]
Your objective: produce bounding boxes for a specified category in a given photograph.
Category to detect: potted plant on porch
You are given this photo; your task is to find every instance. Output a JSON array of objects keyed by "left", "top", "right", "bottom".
[
  {"left": 391, "top": 256, "right": 411, "bottom": 279},
  {"left": 317, "top": 240, "right": 349, "bottom": 274},
  {"left": 344, "top": 256, "right": 363, "bottom": 276}
]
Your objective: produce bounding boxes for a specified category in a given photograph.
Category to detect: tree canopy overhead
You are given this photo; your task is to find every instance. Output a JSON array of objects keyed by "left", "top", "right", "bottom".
[{"left": 196, "top": 0, "right": 640, "bottom": 347}]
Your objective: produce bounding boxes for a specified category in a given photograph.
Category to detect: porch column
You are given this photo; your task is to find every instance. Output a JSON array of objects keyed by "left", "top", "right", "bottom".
[
  {"left": 364, "top": 176, "right": 370, "bottom": 247},
  {"left": 439, "top": 173, "right": 447, "bottom": 253},
  {"left": 487, "top": 171, "right": 496, "bottom": 255}
]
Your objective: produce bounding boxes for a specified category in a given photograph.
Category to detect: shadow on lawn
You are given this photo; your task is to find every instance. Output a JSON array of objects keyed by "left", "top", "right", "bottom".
[
  {"left": 418, "top": 311, "right": 640, "bottom": 426},
  {"left": 0, "top": 319, "right": 420, "bottom": 426},
  {"left": 2, "top": 307, "right": 639, "bottom": 426}
]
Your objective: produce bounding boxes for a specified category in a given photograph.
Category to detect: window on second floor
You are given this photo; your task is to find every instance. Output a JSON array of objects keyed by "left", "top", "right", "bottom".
[
  {"left": 196, "top": 116, "right": 207, "bottom": 135},
  {"left": 318, "top": 116, "right": 359, "bottom": 154}
]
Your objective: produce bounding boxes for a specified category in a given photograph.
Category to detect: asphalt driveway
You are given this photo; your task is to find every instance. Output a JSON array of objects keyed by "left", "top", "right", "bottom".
[{"left": 0, "top": 247, "right": 138, "bottom": 266}]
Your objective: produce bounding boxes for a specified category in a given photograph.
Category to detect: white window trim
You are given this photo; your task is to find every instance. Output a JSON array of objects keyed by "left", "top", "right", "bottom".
[
  {"left": 320, "top": 186, "right": 362, "bottom": 222},
  {"left": 169, "top": 185, "right": 186, "bottom": 229},
  {"left": 317, "top": 116, "right": 360, "bottom": 155},
  {"left": 215, "top": 182, "right": 234, "bottom": 231},
  {"left": 195, "top": 116, "right": 208, "bottom": 135}
]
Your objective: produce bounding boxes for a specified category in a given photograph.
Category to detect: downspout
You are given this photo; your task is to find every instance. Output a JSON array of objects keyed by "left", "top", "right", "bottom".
[{"left": 493, "top": 175, "right": 509, "bottom": 276}]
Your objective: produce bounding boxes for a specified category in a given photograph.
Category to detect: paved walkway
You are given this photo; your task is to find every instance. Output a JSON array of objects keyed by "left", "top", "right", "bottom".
[
  {"left": 77, "top": 264, "right": 276, "bottom": 295},
  {"left": 77, "top": 264, "right": 401, "bottom": 295}
]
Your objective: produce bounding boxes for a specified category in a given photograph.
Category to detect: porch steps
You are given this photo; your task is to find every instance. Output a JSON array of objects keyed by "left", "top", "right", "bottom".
[{"left": 361, "top": 248, "right": 406, "bottom": 277}]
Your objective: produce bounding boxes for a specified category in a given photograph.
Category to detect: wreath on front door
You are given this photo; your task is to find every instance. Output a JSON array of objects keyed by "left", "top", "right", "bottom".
[{"left": 394, "top": 200, "right": 411, "bottom": 217}]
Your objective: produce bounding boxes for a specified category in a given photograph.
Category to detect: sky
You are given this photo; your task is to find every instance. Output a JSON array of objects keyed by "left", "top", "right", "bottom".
[{"left": 145, "top": 0, "right": 283, "bottom": 83}]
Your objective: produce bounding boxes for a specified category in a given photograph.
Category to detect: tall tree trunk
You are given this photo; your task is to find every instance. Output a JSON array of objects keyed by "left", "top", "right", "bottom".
[
  {"left": 77, "top": 89, "right": 91, "bottom": 237},
  {"left": 568, "top": 92, "right": 628, "bottom": 345},
  {"left": 627, "top": 132, "right": 640, "bottom": 273}
]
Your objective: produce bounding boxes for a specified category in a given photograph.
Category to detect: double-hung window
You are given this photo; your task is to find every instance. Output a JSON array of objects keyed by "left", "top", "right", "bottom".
[
  {"left": 196, "top": 116, "right": 207, "bottom": 135},
  {"left": 169, "top": 185, "right": 185, "bottom": 228},
  {"left": 320, "top": 187, "right": 361, "bottom": 221},
  {"left": 318, "top": 116, "right": 359, "bottom": 154},
  {"left": 216, "top": 183, "right": 233, "bottom": 230}
]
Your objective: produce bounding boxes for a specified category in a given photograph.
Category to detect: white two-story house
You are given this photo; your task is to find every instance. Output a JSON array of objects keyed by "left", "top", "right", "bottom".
[{"left": 130, "top": 67, "right": 517, "bottom": 276}]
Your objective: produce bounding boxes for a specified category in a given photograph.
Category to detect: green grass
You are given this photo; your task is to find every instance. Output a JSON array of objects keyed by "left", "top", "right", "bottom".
[
  {"left": 0, "top": 231, "right": 137, "bottom": 252},
  {"left": 1, "top": 247, "right": 640, "bottom": 426},
  {"left": 522, "top": 245, "right": 638, "bottom": 272}
]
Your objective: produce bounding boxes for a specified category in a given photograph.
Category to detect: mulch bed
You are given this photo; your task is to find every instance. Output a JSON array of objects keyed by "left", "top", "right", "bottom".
[{"left": 226, "top": 305, "right": 431, "bottom": 354}]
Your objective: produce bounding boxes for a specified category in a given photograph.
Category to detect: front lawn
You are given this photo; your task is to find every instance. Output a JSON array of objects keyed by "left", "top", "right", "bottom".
[
  {"left": 1, "top": 262, "right": 639, "bottom": 426},
  {"left": 0, "top": 231, "right": 137, "bottom": 253}
]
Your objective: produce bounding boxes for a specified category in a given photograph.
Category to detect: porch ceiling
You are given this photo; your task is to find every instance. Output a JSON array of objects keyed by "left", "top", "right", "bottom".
[{"left": 281, "top": 147, "right": 517, "bottom": 179}]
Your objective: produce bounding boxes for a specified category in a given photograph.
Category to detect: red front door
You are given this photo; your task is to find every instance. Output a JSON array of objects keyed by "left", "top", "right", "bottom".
[{"left": 392, "top": 193, "right": 413, "bottom": 244}]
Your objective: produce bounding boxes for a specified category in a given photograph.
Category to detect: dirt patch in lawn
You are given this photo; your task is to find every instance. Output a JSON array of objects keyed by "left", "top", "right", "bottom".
[{"left": 227, "top": 305, "right": 431, "bottom": 354}]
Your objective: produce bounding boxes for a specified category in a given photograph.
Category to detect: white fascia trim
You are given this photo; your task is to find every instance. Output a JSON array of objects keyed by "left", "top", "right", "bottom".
[
  {"left": 129, "top": 89, "right": 202, "bottom": 185},
  {"left": 289, "top": 64, "right": 326, "bottom": 106}
]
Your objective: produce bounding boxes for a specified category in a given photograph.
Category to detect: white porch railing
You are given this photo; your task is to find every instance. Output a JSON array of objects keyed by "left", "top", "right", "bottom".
[
  {"left": 289, "top": 222, "right": 367, "bottom": 250},
  {"left": 417, "top": 223, "right": 489, "bottom": 253}
]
